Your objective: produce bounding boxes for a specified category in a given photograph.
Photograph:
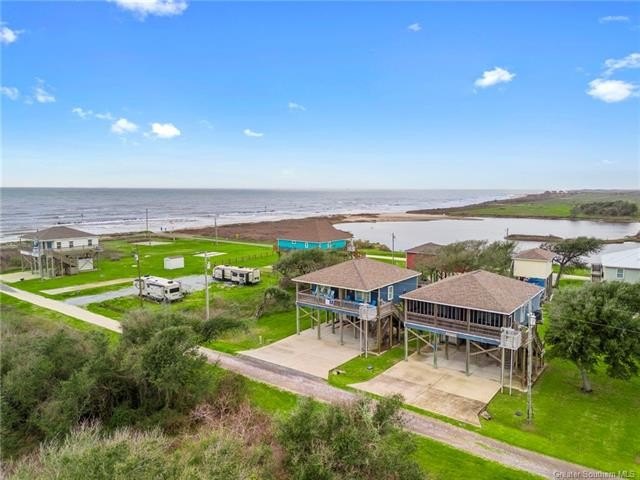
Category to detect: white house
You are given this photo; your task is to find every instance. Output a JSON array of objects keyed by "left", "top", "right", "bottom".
[
  {"left": 512, "top": 247, "right": 556, "bottom": 297},
  {"left": 20, "top": 226, "right": 100, "bottom": 277},
  {"left": 598, "top": 248, "right": 640, "bottom": 284}
]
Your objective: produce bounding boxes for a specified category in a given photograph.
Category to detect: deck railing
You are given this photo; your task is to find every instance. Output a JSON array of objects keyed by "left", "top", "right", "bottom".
[
  {"left": 296, "top": 291, "right": 393, "bottom": 319},
  {"left": 405, "top": 311, "right": 501, "bottom": 341}
]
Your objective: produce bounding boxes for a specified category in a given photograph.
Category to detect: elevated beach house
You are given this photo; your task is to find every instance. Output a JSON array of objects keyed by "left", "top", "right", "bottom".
[
  {"left": 593, "top": 247, "right": 640, "bottom": 284},
  {"left": 293, "top": 258, "right": 420, "bottom": 355},
  {"left": 512, "top": 247, "right": 556, "bottom": 298},
  {"left": 19, "top": 226, "right": 100, "bottom": 278},
  {"left": 276, "top": 219, "right": 352, "bottom": 252},
  {"left": 401, "top": 270, "right": 545, "bottom": 387}
]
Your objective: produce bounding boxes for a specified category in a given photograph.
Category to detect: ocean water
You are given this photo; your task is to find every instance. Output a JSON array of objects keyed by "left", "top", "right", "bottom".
[{"left": 0, "top": 188, "right": 527, "bottom": 242}]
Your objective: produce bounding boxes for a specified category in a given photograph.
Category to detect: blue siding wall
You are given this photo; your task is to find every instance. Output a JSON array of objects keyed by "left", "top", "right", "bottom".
[{"left": 277, "top": 239, "right": 348, "bottom": 251}]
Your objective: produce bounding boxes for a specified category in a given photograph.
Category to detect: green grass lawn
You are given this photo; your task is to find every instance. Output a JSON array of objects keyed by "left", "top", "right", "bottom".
[
  {"left": 552, "top": 264, "right": 590, "bottom": 277},
  {"left": 482, "top": 359, "right": 640, "bottom": 473},
  {"left": 14, "top": 237, "right": 277, "bottom": 295},
  {"left": 0, "top": 293, "right": 120, "bottom": 346},
  {"left": 328, "top": 346, "right": 405, "bottom": 389},
  {"left": 1, "top": 291, "right": 538, "bottom": 479}
]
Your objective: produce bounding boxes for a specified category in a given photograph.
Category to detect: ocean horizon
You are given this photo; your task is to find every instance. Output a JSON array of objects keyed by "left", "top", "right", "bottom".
[{"left": 0, "top": 187, "right": 532, "bottom": 242}]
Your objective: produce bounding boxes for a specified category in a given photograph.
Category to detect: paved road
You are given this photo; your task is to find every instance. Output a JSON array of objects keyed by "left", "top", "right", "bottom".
[{"left": 0, "top": 283, "right": 600, "bottom": 479}]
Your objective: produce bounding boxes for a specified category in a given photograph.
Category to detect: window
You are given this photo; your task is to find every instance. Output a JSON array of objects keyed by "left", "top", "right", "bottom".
[
  {"left": 88, "top": 239, "right": 93, "bottom": 246},
  {"left": 56, "top": 242, "right": 62, "bottom": 249},
  {"left": 387, "top": 285, "right": 394, "bottom": 301},
  {"left": 616, "top": 268, "right": 624, "bottom": 279},
  {"left": 69, "top": 241, "right": 74, "bottom": 248},
  {"left": 354, "top": 291, "right": 370, "bottom": 303}
]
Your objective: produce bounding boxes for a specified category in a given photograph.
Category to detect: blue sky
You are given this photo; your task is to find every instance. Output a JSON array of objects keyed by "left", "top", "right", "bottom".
[{"left": 1, "top": 1, "right": 639, "bottom": 189}]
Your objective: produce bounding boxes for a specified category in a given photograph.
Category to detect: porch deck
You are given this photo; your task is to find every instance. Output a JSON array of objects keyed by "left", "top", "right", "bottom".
[{"left": 297, "top": 290, "right": 394, "bottom": 319}]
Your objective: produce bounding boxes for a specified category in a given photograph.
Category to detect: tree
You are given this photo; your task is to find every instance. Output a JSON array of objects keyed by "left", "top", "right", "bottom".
[
  {"left": 255, "top": 286, "right": 292, "bottom": 318},
  {"left": 542, "top": 237, "right": 603, "bottom": 287},
  {"left": 545, "top": 282, "right": 640, "bottom": 392},
  {"left": 278, "top": 395, "right": 423, "bottom": 480},
  {"left": 274, "top": 249, "right": 345, "bottom": 287},
  {"left": 429, "top": 240, "right": 516, "bottom": 276}
]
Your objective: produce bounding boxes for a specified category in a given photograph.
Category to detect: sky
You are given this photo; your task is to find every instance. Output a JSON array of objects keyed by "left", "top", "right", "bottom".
[{"left": 1, "top": 1, "right": 639, "bottom": 189}]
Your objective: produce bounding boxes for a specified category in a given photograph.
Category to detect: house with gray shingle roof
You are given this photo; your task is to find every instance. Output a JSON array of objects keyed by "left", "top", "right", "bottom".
[
  {"left": 20, "top": 226, "right": 99, "bottom": 278},
  {"left": 292, "top": 258, "right": 420, "bottom": 355},
  {"left": 400, "top": 270, "right": 545, "bottom": 385}
]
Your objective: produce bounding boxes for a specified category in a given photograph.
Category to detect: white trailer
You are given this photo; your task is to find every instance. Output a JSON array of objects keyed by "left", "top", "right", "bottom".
[
  {"left": 230, "top": 266, "right": 261, "bottom": 285},
  {"left": 133, "top": 275, "right": 184, "bottom": 302},
  {"left": 213, "top": 265, "right": 261, "bottom": 285},
  {"left": 213, "top": 265, "right": 233, "bottom": 281}
]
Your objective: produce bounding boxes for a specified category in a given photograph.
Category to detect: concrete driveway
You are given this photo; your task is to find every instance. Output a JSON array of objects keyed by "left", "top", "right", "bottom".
[
  {"left": 353, "top": 353, "right": 501, "bottom": 426},
  {"left": 240, "top": 324, "right": 362, "bottom": 379}
]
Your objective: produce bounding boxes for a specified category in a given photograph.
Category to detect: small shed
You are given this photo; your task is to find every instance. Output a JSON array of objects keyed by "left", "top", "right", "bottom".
[
  {"left": 164, "top": 256, "right": 184, "bottom": 270},
  {"left": 512, "top": 248, "right": 555, "bottom": 298},
  {"left": 405, "top": 242, "right": 443, "bottom": 270}
]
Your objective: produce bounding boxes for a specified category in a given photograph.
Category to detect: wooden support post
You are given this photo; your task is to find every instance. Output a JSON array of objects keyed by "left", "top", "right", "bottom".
[
  {"left": 296, "top": 306, "right": 300, "bottom": 335},
  {"left": 340, "top": 315, "right": 344, "bottom": 345},
  {"left": 364, "top": 318, "right": 369, "bottom": 358},
  {"left": 404, "top": 325, "right": 409, "bottom": 361},
  {"left": 433, "top": 334, "right": 438, "bottom": 368},
  {"left": 331, "top": 311, "right": 335, "bottom": 334},
  {"left": 444, "top": 335, "right": 449, "bottom": 360},
  {"left": 317, "top": 311, "right": 321, "bottom": 339},
  {"left": 465, "top": 339, "right": 470, "bottom": 376},
  {"left": 501, "top": 347, "right": 505, "bottom": 393}
]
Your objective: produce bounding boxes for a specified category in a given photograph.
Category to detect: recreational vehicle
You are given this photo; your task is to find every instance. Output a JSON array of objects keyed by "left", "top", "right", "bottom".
[
  {"left": 213, "top": 265, "right": 261, "bottom": 285},
  {"left": 133, "top": 275, "right": 184, "bottom": 302},
  {"left": 230, "top": 266, "right": 261, "bottom": 285}
]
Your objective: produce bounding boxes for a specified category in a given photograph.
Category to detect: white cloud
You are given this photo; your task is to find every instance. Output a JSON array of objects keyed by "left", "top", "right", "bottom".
[
  {"left": 243, "top": 128, "right": 264, "bottom": 138},
  {"left": 32, "top": 80, "right": 55, "bottom": 103},
  {"left": 150, "top": 122, "right": 181, "bottom": 139},
  {"left": 1, "top": 86, "right": 19, "bottom": 100},
  {"left": 0, "top": 25, "right": 21, "bottom": 45},
  {"left": 94, "top": 112, "right": 114, "bottom": 120},
  {"left": 474, "top": 67, "right": 516, "bottom": 88},
  {"left": 288, "top": 101, "right": 306, "bottom": 111},
  {"left": 111, "top": 118, "right": 139, "bottom": 134},
  {"left": 72, "top": 107, "right": 114, "bottom": 120},
  {"left": 599, "top": 15, "right": 630, "bottom": 24},
  {"left": 110, "top": 0, "right": 188, "bottom": 18},
  {"left": 199, "top": 119, "right": 214, "bottom": 130},
  {"left": 407, "top": 23, "right": 421, "bottom": 32},
  {"left": 603, "top": 52, "right": 640, "bottom": 76},
  {"left": 586, "top": 78, "right": 637, "bottom": 103},
  {"left": 72, "top": 107, "right": 93, "bottom": 118}
]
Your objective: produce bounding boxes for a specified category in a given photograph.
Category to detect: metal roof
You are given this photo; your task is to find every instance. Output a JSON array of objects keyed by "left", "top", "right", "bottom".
[{"left": 600, "top": 247, "right": 640, "bottom": 270}]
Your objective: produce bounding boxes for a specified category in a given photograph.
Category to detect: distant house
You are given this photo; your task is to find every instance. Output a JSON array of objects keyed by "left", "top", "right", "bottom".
[
  {"left": 293, "top": 258, "right": 420, "bottom": 354},
  {"left": 594, "top": 248, "right": 640, "bottom": 284},
  {"left": 405, "top": 242, "right": 442, "bottom": 270},
  {"left": 512, "top": 247, "right": 556, "bottom": 298},
  {"left": 401, "top": 270, "right": 545, "bottom": 386},
  {"left": 20, "top": 226, "right": 100, "bottom": 277},
  {"left": 276, "top": 219, "right": 352, "bottom": 252}
]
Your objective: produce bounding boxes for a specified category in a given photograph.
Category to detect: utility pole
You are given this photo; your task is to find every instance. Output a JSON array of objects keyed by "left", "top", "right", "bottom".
[
  {"left": 135, "top": 247, "right": 143, "bottom": 308},
  {"left": 204, "top": 254, "right": 210, "bottom": 321},
  {"left": 391, "top": 233, "right": 396, "bottom": 265},
  {"left": 527, "top": 312, "right": 536, "bottom": 423},
  {"left": 214, "top": 214, "right": 219, "bottom": 246}
]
